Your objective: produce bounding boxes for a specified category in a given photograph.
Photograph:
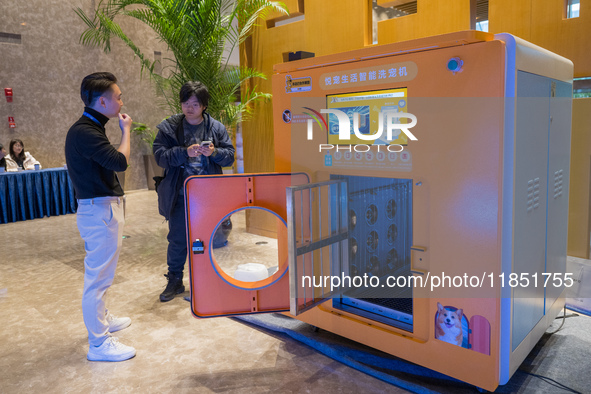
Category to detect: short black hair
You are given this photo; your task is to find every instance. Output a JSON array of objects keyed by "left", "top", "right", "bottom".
[
  {"left": 80, "top": 72, "right": 118, "bottom": 106},
  {"left": 179, "top": 81, "right": 209, "bottom": 110}
]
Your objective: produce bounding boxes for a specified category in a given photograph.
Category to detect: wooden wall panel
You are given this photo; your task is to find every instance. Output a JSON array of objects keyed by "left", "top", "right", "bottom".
[
  {"left": 489, "top": 0, "right": 532, "bottom": 40},
  {"left": 303, "top": 0, "right": 370, "bottom": 53},
  {"left": 241, "top": 18, "right": 308, "bottom": 172},
  {"left": 569, "top": 99, "right": 591, "bottom": 259},
  {"left": 531, "top": 0, "right": 591, "bottom": 77},
  {"left": 378, "top": 0, "right": 472, "bottom": 45},
  {"left": 491, "top": 0, "right": 591, "bottom": 77}
]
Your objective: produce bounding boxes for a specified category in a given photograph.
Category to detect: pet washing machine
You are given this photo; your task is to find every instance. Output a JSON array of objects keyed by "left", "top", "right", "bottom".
[{"left": 184, "top": 31, "right": 573, "bottom": 391}]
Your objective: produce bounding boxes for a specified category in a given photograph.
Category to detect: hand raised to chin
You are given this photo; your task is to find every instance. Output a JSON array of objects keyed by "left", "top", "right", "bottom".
[{"left": 118, "top": 113, "right": 133, "bottom": 132}]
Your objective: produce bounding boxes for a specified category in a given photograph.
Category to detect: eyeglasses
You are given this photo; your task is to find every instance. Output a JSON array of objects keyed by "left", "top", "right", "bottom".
[{"left": 181, "top": 101, "right": 202, "bottom": 109}]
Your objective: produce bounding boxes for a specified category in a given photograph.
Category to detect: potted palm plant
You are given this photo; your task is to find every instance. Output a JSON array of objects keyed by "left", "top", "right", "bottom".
[
  {"left": 75, "top": 0, "right": 288, "bottom": 140},
  {"left": 130, "top": 121, "right": 163, "bottom": 190}
]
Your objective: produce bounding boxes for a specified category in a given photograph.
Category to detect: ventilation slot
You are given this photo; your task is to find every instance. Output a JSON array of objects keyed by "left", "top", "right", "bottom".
[
  {"left": 553, "top": 170, "right": 563, "bottom": 199},
  {"left": 526, "top": 177, "right": 540, "bottom": 213}
]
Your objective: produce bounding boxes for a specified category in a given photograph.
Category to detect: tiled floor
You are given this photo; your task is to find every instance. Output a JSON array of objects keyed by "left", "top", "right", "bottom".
[{"left": 0, "top": 190, "right": 408, "bottom": 393}]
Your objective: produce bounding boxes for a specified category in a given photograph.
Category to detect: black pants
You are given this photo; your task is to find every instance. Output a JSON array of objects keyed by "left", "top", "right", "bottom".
[{"left": 166, "top": 195, "right": 187, "bottom": 276}]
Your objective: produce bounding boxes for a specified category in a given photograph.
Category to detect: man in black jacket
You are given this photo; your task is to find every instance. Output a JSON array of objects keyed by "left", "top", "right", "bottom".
[
  {"left": 65, "top": 72, "right": 136, "bottom": 361},
  {"left": 153, "top": 81, "right": 235, "bottom": 302}
]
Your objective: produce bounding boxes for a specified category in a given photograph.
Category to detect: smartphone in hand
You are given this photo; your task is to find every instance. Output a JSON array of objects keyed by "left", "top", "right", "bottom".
[{"left": 201, "top": 141, "right": 212, "bottom": 147}]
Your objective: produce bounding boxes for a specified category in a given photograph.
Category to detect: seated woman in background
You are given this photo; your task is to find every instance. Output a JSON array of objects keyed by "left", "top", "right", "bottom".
[
  {"left": 5, "top": 139, "right": 41, "bottom": 171},
  {"left": 0, "top": 142, "right": 7, "bottom": 171}
]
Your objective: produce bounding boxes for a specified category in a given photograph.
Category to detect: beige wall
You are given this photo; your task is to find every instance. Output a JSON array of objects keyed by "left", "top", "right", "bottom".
[
  {"left": 569, "top": 98, "right": 591, "bottom": 259},
  {"left": 0, "top": 0, "right": 170, "bottom": 190}
]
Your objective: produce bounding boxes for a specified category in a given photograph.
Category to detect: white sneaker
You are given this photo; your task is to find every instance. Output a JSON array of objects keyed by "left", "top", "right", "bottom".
[
  {"left": 87, "top": 337, "right": 136, "bottom": 362},
  {"left": 107, "top": 313, "right": 131, "bottom": 333}
]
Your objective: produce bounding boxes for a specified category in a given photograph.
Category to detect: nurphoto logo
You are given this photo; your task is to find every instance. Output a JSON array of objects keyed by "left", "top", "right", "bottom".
[{"left": 303, "top": 107, "right": 417, "bottom": 153}]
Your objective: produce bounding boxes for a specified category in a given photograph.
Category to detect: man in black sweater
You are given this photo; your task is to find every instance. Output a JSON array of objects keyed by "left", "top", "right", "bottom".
[{"left": 65, "top": 72, "right": 135, "bottom": 362}]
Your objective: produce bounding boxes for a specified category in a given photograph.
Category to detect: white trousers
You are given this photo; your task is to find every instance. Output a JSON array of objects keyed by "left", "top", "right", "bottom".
[{"left": 76, "top": 196, "right": 124, "bottom": 346}]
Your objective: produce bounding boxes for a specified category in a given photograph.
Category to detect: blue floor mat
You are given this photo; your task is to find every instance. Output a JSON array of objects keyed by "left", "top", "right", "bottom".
[
  {"left": 234, "top": 313, "right": 473, "bottom": 394},
  {"left": 234, "top": 312, "right": 588, "bottom": 394}
]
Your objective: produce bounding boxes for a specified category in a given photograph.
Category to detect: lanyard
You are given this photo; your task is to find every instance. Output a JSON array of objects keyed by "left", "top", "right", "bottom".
[{"left": 83, "top": 111, "right": 102, "bottom": 126}]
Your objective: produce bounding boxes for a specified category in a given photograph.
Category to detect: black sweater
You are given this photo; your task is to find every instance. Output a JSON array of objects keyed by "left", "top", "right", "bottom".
[{"left": 65, "top": 107, "right": 127, "bottom": 199}]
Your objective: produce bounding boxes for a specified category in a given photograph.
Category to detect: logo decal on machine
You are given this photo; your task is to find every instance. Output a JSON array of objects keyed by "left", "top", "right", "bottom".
[{"left": 286, "top": 75, "right": 312, "bottom": 93}]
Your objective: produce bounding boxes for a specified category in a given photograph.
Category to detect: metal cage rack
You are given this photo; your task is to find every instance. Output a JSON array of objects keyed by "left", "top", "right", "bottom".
[{"left": 331, "top": 175, "right": 414, "bottom": 331}]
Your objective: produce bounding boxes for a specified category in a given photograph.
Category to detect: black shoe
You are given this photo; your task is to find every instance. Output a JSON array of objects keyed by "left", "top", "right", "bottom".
[{"left": 160, "top": 273, "right": 185, "bottom": 302}]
